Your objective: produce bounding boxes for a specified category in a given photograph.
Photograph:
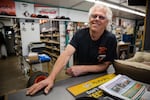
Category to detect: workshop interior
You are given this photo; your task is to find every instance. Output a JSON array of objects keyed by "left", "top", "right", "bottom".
[{"left": 0, "top": 0, "right": 150, "bottom": 100}]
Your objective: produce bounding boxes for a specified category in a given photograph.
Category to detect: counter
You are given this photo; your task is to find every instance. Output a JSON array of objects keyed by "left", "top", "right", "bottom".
[{"left": 8, "top": 73, "right": 106, "bottom": 100}]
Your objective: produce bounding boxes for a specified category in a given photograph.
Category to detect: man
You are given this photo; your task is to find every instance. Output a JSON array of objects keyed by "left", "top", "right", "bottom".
[{"left": 26, "top": 4, "right": 117, "bottom": 95}]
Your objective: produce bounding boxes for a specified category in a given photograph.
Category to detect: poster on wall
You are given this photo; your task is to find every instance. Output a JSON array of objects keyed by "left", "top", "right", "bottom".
[
  {"left": 0, "top": 0, "right": 16, "bottom": 16},
  {"left": 15, "top": 2, "right": 34, "bottom": 18},
  {"left": 34, "top": 4, "right": 59, "bottom": 18}
]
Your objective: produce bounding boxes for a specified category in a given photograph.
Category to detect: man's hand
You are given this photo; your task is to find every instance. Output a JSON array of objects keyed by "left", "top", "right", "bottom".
[
  {"left": 26, "top": 78, "right": 54, "bottom": 95},
  {"left": 65, "top": 62, "right": 111, "bottom": 77},
  {"left": 66, "top": 66, "right": 87, "bottom": 77}
]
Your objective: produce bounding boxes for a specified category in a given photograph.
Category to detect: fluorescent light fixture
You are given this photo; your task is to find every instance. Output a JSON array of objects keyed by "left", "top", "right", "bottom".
[{"left": 85, "top": 0, "right": 145, "bottom": 17}]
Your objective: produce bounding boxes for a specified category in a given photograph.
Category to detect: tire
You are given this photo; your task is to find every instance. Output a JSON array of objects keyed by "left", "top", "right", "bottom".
[{"left": 27, "top": 71, "right": 49, "bottom": 88}]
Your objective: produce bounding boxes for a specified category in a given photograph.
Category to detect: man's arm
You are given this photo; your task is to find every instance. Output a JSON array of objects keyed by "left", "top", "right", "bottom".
[
  {"left": 47, "top": 44, "right": 76, "bottom": 81},
  {"left": 66, "top": 61, "right": 111, "bottom": 76},
  {"left": 26, "top": 44, "right": 75, "bottom": 95}
]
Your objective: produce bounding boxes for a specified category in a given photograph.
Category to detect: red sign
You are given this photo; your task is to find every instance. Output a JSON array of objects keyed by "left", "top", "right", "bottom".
[{"left": 0, "top": 0, "right": 16, "bottom": 16}]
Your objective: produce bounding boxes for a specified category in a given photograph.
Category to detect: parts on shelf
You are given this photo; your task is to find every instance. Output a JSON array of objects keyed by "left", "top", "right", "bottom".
[
  {"left": 54, "top": 16, "right": 70, "bottom": 20},
  {"left": 40, "top": 20, "right": 60, "bottom": 60},
  {"left": 28, "top": 42, "right": 46, "bottom": 54},
  {"left": 30, "top": 14, "right": 49, "bottom": 18}
]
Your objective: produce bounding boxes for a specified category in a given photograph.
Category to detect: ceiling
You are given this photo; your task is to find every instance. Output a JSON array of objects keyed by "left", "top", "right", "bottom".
[{"left": 16, "top": 0, "right": 146, "bottom": 20}]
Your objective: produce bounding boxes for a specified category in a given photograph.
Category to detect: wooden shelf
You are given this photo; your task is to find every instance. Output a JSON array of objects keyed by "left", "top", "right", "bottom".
[
  {"left": 41, "top": 40, "right": 60, "bottom": 44},
  {"left": 43, "top": 50, "right": 59, "bottom": 58},
  {"left": 46, "top": 46, "right": 60, "bottom": 52},
  {"left": 40, "top": 34, "right": 60, "bottom": 38},
  {"left": 15, "top": 35, "right": 21, "bottom": 38},
  {"left": 53, "top": 34, "right": 60, "bottom": 37}
]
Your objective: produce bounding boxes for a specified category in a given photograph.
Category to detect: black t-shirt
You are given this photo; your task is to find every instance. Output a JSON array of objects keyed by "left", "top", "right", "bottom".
[{"left": 69, "top": 28, "right": 117, "bottom": 65}]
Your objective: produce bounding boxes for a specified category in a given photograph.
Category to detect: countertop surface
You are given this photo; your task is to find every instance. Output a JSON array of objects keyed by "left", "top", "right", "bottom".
[{"left": 8, "top": 73, "right": 106, "bottom": 100}]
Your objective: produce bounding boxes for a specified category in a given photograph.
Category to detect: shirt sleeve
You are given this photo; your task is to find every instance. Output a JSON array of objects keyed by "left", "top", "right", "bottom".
[
  {"left": 104, "top": 35, "right": 117, "bottom": 62},
  {"left": 69, "top": 30, "right": 80, "bottom": 50}
]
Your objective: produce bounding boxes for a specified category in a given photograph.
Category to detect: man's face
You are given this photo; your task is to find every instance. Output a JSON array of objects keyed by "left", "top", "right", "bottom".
[{"left": 89, "top": 7, "right": 108, "bottom": 32}]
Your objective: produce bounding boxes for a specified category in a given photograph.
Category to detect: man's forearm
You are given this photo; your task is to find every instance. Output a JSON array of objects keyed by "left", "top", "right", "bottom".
[
  {"left": 47, "top": 49, "right": 72, "bottom": 81},
  {"left": 66, "top": 61, "right": 111, "bottom": 77},
  {"left": 47, "top": 44, "right": 75, "bottom": 81},
  {"left": 82, "top": 61, "right": 111, "bottom": 73}
]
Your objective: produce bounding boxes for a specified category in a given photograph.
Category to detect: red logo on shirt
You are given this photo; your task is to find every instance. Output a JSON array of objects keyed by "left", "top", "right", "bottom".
[
  {"left": 97, "top": 47, "right": 107, "bottom": 62},
  {"left": 98, "top": 47, "right": 107, "bottom": 54}
]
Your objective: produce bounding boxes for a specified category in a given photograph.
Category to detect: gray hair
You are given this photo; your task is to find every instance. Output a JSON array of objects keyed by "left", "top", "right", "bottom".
[{"left": 88, "top": 4, "right": 113, "bottom": 30}]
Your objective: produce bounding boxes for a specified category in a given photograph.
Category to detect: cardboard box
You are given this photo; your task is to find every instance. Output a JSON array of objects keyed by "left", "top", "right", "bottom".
[{"left": 28, "top": 52, "right": 38, "bottom": 61}]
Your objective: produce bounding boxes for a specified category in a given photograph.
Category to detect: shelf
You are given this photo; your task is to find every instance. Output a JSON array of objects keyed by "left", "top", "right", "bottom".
[
  {"left": 53, "top": 34, "right": 60, "bottom": 37},
  {"left": 41, "top": 40, "right": 60, "bottom": 45},
  {"left": 40, "top": 19, "right": 66, "bottom": 64},
  {"left": 0, "top": 15, "right": 71, "bottom": 21},
  {"left": 136, "top": 41, "right": 141, "bottom": 46},
  {"left": 46, "top": 46, "right": 60, "bottom": 52},
  {"left": 40, "top": 34, "right": 60, "bottom": 38},
  {"left": 40, "top": 34, "right": 52, "bottom": 37},
  {"left": 15, "top": 35, "right": 21, "bottom": 38},
  {"left": 13, "top": 20, "right": 22, "bottom": 57},
  {"left": 0, "top": 15, "right": 47, "bottom": 20},
  {"left": 43, "top": 50, "right": 59, "bottom": 58}
]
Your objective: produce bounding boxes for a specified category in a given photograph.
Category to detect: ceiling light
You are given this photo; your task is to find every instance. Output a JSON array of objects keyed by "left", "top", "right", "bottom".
[{"left": 85, "top": 0, "right": 145, "bottom": 17}]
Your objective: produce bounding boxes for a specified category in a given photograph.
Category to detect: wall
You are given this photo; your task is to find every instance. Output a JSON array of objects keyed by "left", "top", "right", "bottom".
[
  {"left": 20, "top": 19, "right": 40, "bottom": 56},
  {"left": 59, "top": 8, "right": 89, "bottom": 22},
  {"left": 15, "top": 2, "right": 34, "bottom": 18}
]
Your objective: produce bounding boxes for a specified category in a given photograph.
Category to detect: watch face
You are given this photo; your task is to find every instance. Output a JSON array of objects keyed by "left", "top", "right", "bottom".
[{"left": 0, "top": 22, "right": 4, "bottom": 29}]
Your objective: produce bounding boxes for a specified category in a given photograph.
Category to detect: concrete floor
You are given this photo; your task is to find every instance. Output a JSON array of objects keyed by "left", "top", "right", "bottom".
[
  {"left": 0, "top": 56, "right": 69, "bottom": 98},
  {"left": 0, "top": 56, "right": 27, "bottom": 96}
]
